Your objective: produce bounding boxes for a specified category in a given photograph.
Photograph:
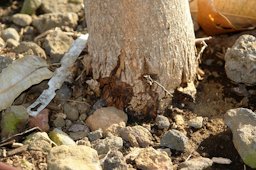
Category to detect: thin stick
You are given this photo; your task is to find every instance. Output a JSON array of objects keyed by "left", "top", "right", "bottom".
[
  {"left": 144, "top": 75, "right": 173, "bottom": 96},
  {"left": 185, "top": 153, "right": 192, "bottom": 162},
  {"left": 195, "top": 36, "right": 212, "bottom": 44},
  {"left": 7, "top": 145, "right": 28, "bottom": 156}
]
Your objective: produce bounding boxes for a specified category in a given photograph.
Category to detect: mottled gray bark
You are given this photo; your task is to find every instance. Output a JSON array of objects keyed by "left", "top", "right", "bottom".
[{"left": 84, "top": 0, "right": 197, "bottom": 117}]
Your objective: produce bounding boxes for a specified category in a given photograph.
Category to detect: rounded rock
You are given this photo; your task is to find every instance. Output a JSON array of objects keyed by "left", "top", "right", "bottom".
[
  {"left": 85, "top": 107, "right": 128, "bottom": 133},
  {"left": 6, "top": 39, "right": 19, "bottom": 48},
  {"left": 63, "top": 103, "right": 79, "bottom": 121},
  {"left": 225, "top": 35, "right": 256, "bottom": 85},
  {"left": 188, "top": 116, "right": 204, "bottom": 129},
  {"left": 12, "top": 13, "right": 32, "bottom": 26},
  {"left": 1, "top": 28, "right": 20, "bottom": 41},
  {"left": 155, "top": 115, "right": 170, "bottom": 129}
]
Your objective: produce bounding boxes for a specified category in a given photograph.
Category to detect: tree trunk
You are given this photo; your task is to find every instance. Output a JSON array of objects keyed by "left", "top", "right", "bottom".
[{"left": 84, "top": 0, "right": 197, "bottom": 118}]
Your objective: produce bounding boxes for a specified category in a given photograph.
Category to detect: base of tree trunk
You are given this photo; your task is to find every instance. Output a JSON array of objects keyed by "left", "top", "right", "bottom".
[{"left": 85, "top": 0, "right": 197, "bottom": 117}]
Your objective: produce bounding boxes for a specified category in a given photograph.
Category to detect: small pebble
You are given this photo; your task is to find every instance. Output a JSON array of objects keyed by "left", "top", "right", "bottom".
[
  {"left": 79, "top": 113, "right": 87, "bottom": 121},
  {"left": 12, "top": 13, "right": 32, "bottom": 26},
  {"left": 68, "top": 124, "right": 89, "bottom": 133},
  {"left": 65, "top": 119, "right": 72, "bottom": 128},
  {"left": 188, "top": 116, "right": 204, "bottom": 129},
  {"left": 174, "top": 114, "right": 185, "bottom": 126},
  {"left": 88, "top": 129, "right": 103, "bottom": 141},
  {"left": 6, "top": 39, "right": 19, "bottom": 48},
  {"left": 155, "top": 115, "right": 170, "bottom": 129},
  {"left": 63, "top": 103, "right": 79, "bottom": 121},
  {"left": 160, "top": 129, "right": 188, "bottom": 151},
  {"left": 53, "top": 113, "right": 66, "bottom": 128},
  {"left": 1, "top": 28, "right": 20, "bottom": 41}
]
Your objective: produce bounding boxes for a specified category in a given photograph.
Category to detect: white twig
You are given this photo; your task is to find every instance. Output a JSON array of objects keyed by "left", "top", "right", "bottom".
[
  {"left": 27, "top": 34, "right": 89, "bottom": 117},
  {"left": 195, "top": 37, "right": 212, "bottom": 63},
  {"left": 144, "top": 75, "right": 173, "bottom": 96}
]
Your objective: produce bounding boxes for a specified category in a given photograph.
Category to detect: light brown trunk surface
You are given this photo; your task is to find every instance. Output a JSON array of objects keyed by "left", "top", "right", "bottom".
[{"left": 84, "top": 0, "right": 197, "bottom": 117}]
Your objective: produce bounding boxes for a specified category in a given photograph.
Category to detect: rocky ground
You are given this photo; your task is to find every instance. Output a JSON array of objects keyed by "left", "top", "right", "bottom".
[{"left": 0, "top": 0, "right": 256, "bottom": 170}]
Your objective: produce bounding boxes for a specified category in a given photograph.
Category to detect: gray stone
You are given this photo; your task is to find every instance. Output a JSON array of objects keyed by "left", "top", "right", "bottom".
[
  {"left": 22, "top": 26, "right": 37, "bottom": 41},
  {"left": 88, "top": 129, "right": 103, "bottom": 141},
  {"left": 1, "top": 28, "right": 20, "bottom": 41},
  {"left": 68, "top": 124, "right": 90, "bottom": 140},
  {"left": 41, "top": 0, "right": 82, "bottom": 13},
  {"left": 160, "top": 129, "right": 188, "bottom": 152},
  {"left": 12, "top": 13, "right": 32, "bottom": 26},
  {"left": 23, "top": 132, "right": 53, "bottom": 152},
  {"left": 224, "top": 35, "right": 256, "bottom": 85},
  {"left": 224, "top": 108, "right": 256, "bottom": 168},
  {"left": 178, "top": 157, "right": 213, "bottom": 170},
  {"left": 103, "top": 150, "right": 131, "bottom": 170},
  {"left": 188, "top": 116, "right": 203, "bottom": 129},
  {"left": 86, "top": 107, "right": 128, "bottom": 133},
  {"left": 6, "top": 39, "right": 19, "bottom": 48},
  {"left": 134, "top": 147, "right": 173, "bottom": 170},
  {"left": 53, "top": 113, "right": 66, "bottom": 128},
  {"left": 0, "top": 56, "right": 12, "bottom": 73},
  {"left": 55, "top": 84, "right": 72, "bottom": 103},
  {"left": 32, "top": 13, "right": 78, "bottom": 33},
  {"left": 65, "top": 119, "right": 72, "bottom": 128},
  {"left": 47, "top": 145, "right": 102, "bottom": 170},
  {"left": 69, "top": 131, "right": 88, "bottom": 141},
  {"left": 92, "top": 136, "right": 123, "bottom": 155},
  {"left": 120, "top": 125, "right": 153, "bottom": 147},
  {"left": 14, "top": 41, "right": 46, "bottom": 59},
  {"left": 63, "top": 103, "right": 79, "bottom": 121},
  {"left": 68, "top": 124, "right": 89, "bottom": 133},
  {"left": 53, "top": 116, "right": 66, "bottom": 128},
  {"left": 79, "top": 113, "right": 87, "bottom": 121},
  {"left": 43, "top": 30, "right": 74, "bottom": 63},
  {"left": 21, "top": 0, "right": 41, "bottom": 15},
  {"left": 155, "top": 115, "right": 170, "bottom": 129}
]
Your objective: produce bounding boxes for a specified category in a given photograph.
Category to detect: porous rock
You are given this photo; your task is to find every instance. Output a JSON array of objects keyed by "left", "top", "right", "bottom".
[
  {"left": 224, "top": 35, "right": 256, "bottom": 85},
  {"left": 134, "top": 147, "right": 173, "bottom": 170},
  {"left": 120, "top": 125, "right": 153, "bottom": 147},
  {"left": 47, "top": 145, "right": 102, "bottom": 170},
  {"left": 224, "top": 108, "right": 256, "bottom": 168},
  {"left": 32, "top": 13, "right": 78, "bottom": 33},
  {"left": 160, "top": 129, "right": 188, "bottom": 152},
  {"left": 14, "top": 41, "right": 46, "bottom": 59},
  {"left": 43, "top": 30, "right": 74, "bottom": 63}
]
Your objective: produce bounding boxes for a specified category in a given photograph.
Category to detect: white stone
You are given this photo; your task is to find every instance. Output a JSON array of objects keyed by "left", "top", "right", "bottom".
[
  {"left": 47, "top": 145, "right": 102, "bottom": 170},
  {"left": 224, "top": 35, "right": 256, "bottom": 85}
]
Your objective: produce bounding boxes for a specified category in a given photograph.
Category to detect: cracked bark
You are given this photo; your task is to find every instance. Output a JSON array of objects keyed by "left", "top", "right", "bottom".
[{"left": 84, "top": 0, "right": 197, "bottom": 118}]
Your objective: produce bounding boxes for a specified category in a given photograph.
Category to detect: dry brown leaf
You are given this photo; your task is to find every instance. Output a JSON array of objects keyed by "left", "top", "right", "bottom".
[
  {"left": 0, "top": 55, "right": 53, "bottom": 111},
  {"left": 195, "top": 0, "right": 256, "bottom": 35},
  {"left": 190, "top": 0, "right": 198, "bottom": 19}
]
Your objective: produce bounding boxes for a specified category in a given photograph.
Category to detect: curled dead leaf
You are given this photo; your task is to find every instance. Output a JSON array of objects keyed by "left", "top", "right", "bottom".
[
  {"left": 191, "top": 0, "right": 256, "bottom": 35},
  {"left": 0, "top": 55, "right": 53, "bottom": 111}
]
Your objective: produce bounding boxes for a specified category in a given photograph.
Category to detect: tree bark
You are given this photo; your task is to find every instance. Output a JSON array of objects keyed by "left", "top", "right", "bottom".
[{"left": 84, "top": 0, "right": 197, "bottom": 118}]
